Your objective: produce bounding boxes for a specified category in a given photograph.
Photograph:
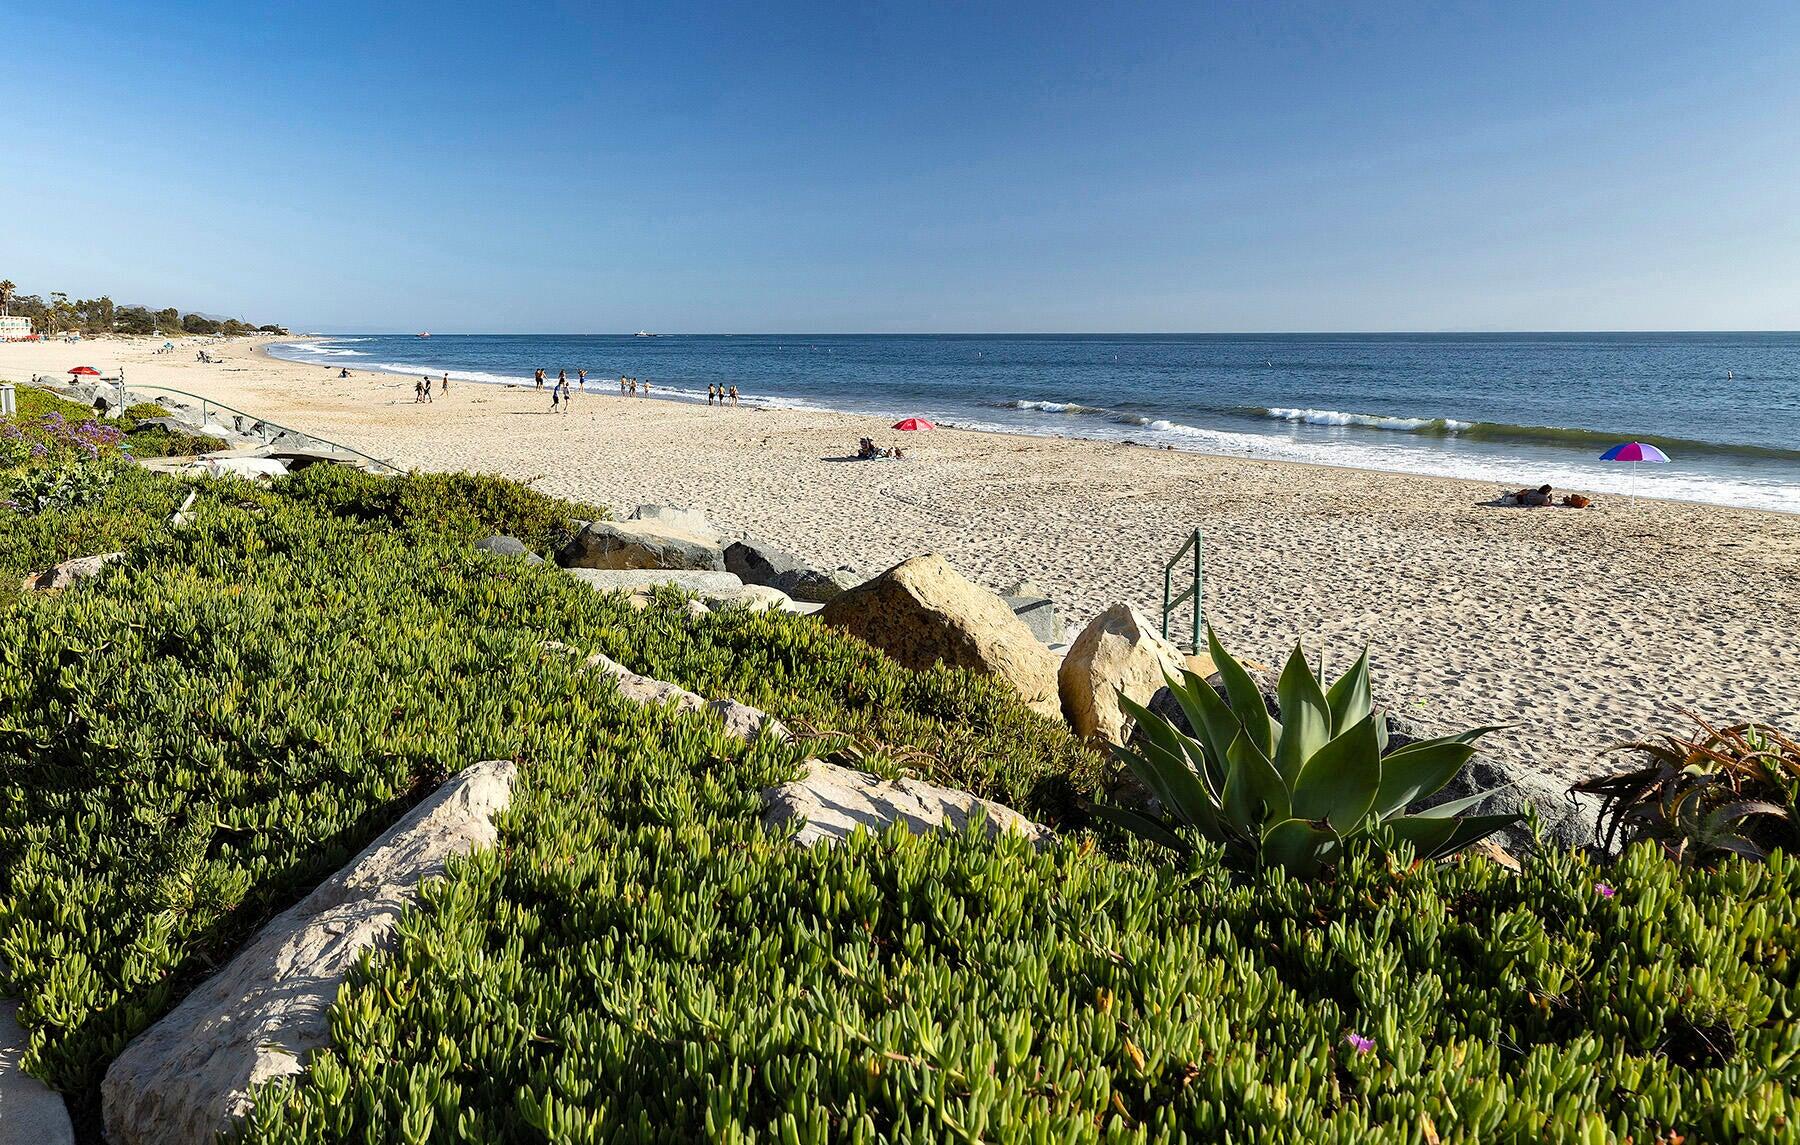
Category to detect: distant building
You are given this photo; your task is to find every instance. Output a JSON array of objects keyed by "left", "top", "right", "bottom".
[{"left": 0, "top": 316, "right": 32, "bottom": 340}]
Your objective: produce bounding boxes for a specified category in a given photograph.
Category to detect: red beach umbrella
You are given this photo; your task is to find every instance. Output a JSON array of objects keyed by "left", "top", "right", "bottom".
[
  {"left": 892, "top": 417, "right": 935, "bottom": 431},
  {"left": 67, "top": 366, "right": 101, "bottom": 376}
]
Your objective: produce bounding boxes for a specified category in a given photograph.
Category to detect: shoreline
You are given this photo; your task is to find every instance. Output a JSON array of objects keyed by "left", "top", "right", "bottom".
[
  {"left": 5, "top": 333, "right": 1800, "bottom": 789},
  {"left": 260, "top": 335, "right": 1800, "bottom": 516}
]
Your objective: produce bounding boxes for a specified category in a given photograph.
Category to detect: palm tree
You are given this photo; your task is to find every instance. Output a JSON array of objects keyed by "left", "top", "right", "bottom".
[{"left": 0, "top": 280, "right": 14, "bottom": 317}]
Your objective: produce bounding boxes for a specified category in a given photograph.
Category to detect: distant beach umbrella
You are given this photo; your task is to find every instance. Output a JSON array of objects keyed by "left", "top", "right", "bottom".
[
  {"left": 1600, "top": 441, "right": 1669, "bottom": 501},
  {"left": 67, "top": 366, "right": 101, "bottom": 376},
  {"left": 892, "top": 417, "right": 935, "bottom": 431}
]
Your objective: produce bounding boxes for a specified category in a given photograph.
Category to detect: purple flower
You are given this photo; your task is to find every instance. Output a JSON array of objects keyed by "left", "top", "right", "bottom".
[
  {"left": 1345, "top": 1033, "right": 1375, "bottom": 1055},
  {"left": 1596, "top": 883, "right": 1616, "bottom": 899}
]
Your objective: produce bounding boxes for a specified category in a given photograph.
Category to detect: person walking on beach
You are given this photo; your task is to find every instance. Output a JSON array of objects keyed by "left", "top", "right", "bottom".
[
  {"left": 550, "top": 378, "right": 561, "bottom": 413},
  {"left": 441, "top": 372, "right": 449, "bottom": 396},
  {"left": 422, "top": 375, "right": 434, "bottom": 403},
  {"left": 535, "top": 368, "right": 545, "bottom": 391},
  {"left": 707, "top": 384, "right": 716, "bottom": 406},
  {"left": 413, "top": 378, "right": 425, "bottom": 404},
  {"left": 728, "top": 384, "right": 740, "bottom": 406},
  {"left": 642, "top": 379, "right": 652, "bottom": 396}
]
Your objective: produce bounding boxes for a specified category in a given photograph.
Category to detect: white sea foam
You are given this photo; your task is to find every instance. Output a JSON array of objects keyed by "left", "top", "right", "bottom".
[
  {"left": 1003, "top": 399, "right": 1100, "bottom": 413},
  {"left": 1264, "top": 407, "right": 1472, "bottom": 432}
]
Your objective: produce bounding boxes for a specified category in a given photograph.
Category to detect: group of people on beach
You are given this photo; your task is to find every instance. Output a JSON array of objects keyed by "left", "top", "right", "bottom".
[
  {"left": 708, "top": 384, "right": 739, "bottom": 406},
  {"left": 414, "top": 373, "right": 449, "bottom": 403}
]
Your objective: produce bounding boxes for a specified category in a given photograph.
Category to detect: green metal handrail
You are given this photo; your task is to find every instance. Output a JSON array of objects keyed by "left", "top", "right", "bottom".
[
  {"left": 121, "top": 384, "right": 404, "bottom": 474},
  {"left": 1160, "top": 528, "right": 1204, "bottom": 653}
]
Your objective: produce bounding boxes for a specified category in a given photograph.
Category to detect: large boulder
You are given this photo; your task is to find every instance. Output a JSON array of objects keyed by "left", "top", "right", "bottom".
[
  {"left": 1059, "top": 604, "right": 1187, "bottom": 743},
  {"left": 764, "top": 760, "right": 1052, "bottom": 847},
  {"left": 819, "top": 554, "right": 1061, "bottom": 719},
  {"left": 725, "top": 537, "right": 860, "bottom": 603},
  {"left": 101, "top": 760, "right": 517, "bottom": 1145},
  {"left": 557, "top": 519, "right": 726, "bottom": 571}
]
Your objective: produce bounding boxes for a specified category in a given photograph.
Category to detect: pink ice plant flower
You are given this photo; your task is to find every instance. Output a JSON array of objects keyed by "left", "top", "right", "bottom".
[
  {"left": 1596, "top": 883, "right": 1616, "bottom": 899},
  {"left": 1345, "top": 1033, "right": 1375, "bottom": 1054}
]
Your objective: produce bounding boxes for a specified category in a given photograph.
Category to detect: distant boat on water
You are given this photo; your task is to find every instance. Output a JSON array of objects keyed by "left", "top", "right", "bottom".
[
  {"left": 635, "top": 330, "right": 656, "bottom": 338},
  {"left": 417, "top": 332, "right": 431, "bottom": 338}
]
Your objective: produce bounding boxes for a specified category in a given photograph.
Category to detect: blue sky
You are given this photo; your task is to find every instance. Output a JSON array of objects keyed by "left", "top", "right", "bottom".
[{"left": 4, "top": 2, "right": 1798, "bottom": 332}]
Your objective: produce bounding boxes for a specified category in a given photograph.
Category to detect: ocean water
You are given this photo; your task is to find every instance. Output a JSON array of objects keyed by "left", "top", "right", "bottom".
[{"left": 268, "top": 332, "right": 1800, "bottom": 513}]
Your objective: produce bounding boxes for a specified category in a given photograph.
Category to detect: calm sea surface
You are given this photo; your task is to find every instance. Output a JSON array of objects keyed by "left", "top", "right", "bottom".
[{"left": 269, "top": 333, "right": 1800, "bottom": 513}]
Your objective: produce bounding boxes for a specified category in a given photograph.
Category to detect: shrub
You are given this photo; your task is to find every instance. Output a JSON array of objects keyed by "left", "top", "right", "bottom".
[
  {"left": 1104, "top": 630, "right": 1517, "bottom": 873},
  {"left": 274, "top": 464, "right": 606, "bottom": 555},
  {"left": 1576, "top": 713, "right": 1800, "bottom": 862}
]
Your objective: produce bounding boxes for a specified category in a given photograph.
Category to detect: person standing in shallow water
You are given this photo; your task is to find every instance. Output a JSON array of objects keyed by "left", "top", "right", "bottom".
[
  {"left": 578, "top": 368, "right": 587, "bottom": 392},
  {"left": 534, "top": 368, "right": 545, "bottom": 390}
]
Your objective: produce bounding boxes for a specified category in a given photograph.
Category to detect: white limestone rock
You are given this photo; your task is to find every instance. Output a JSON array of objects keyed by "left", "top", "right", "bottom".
[{"left": 763, "top": 760, "right": 1052, "bottom": 848}]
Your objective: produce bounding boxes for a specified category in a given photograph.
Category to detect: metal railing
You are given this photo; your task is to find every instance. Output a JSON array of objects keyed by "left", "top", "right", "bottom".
[
  {"left": 120, "top": 384, "right": 404, "bottom": 474},
  {"left": 1160, "top": 528, "right": 1204, "bottom": 653}
]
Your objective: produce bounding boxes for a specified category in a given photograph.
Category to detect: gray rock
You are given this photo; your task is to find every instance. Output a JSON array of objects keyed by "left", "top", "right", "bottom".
[
  {"left": 1418, "top": 759, "right": 1599, "bottom": 853},
  {"left": 566, "top": 568, "right": 744, "bottom": 597},
  {"left": 764, "top": 760, "right": 1052, "bottom": 848},
  {"left": 474, "top": 535, "right": 546, "bottom": 565},
  {"left": 21, "top": 551, "right": 124, "bottom": 593},
  {"left": 557, "top": 520, "right": 726, "bottom": 571},
  {"left": 772, "top": 566, "right": 862, "bottom": 604},
  {"left": 706, "top": 583, "right": 801, "bottom": 613},
  {"left": 1, "top": 999, "right": 74, "bottom": 1145},
  {"left": 101, "top": 760, "right": 517, "bottom": 1145},
  {"left": 725, "top": 538, "right": 859, "bottom": 603},
  {"left": 1002, "top": 594, "right": 1064, "bottom": 645}
]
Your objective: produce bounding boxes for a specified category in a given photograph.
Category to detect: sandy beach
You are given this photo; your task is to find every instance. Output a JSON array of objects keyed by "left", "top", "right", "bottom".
[{"left": 5, "top": 335, "right": 1797, "bottom": 788}]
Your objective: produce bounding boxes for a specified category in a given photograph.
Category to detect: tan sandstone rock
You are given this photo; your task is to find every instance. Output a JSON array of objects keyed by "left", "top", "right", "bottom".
[
  {"left": 818, "top": 555, "right": 1061, "bottom": 719},
  {"left": 101, "top": 760, "right": 517, "bottom": 1145},
  {"left": 1059, "top": 603, "right": 1187, "bottom": 744},
  {"left": 21, "top": 551, "right": 123, "bottom": 592}
]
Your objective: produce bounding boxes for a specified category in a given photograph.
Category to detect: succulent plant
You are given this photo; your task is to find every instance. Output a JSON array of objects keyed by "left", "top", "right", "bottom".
[
  {"left": 1576, "top": 712, "right": 1798, "bottom": 861},
  {"left": 1100, "top": 627, "right": 1519, "bottom": 873}
]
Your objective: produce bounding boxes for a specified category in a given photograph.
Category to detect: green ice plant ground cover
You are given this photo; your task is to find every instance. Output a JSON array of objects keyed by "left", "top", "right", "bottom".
[{"left": 0, "top": 461, "right": 1794, "bottom": 1142}]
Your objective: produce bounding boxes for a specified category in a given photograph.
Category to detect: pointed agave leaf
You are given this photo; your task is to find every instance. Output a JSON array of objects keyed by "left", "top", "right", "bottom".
[
  {"left": 1409, "top": 789, "right": 1503, "bottom": 819},
  {"left": 1259, "top": 817, "right": 1337, "bottom": 876},
  {"left": 1208, "top": 625, "right": 1273, "bottom": 759},
  {"left": 1223, "top": 730, "right": 1290, "bottom": 832},
  {"left": 1089, "top": 802, "right": 1191, "bottom": 854},
  {"left": 1323, "top": 648, "right": 1373, "bottom": 735},
  {"left": 1109, "top": 740, "right": 1222, "bottom": 838},
  {"left": 1381, "top": 813, "right": 1461, "bottom": 858},
  {"left": 1424, "top": 811, "right": 1523, "bottom": 859},
  {"left": 1373, "top": 712, "right": 1390, "bottom": 756},
  {"left": 1162, "top": 668, "right": 1243, "bottom": 780},
  {"left": 1117, "top": 692, "right": 1222, "bottom": 800},
  {"left": 1273, "top": 644, "right": 1332, "bottom": 785},
  {"left": 1289, "top": 713, "right": 1382, "bottom": 832},
  {"left": 1371, "top": 727, "right": 1507, "bottom": 819}
]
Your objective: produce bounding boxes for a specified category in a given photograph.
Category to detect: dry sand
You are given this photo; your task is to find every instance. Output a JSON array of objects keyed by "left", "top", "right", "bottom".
[{"left": 6, "top": 335, "right": 1798, "bottom": 787}]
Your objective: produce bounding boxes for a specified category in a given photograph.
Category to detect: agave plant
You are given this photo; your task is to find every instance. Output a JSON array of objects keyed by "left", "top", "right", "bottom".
[{"left": 1099, "top": 628, "right": 1519, "bottom": 874}]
